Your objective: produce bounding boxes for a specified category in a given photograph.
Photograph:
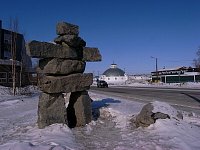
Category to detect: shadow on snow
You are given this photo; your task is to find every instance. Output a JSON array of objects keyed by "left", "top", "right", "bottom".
[{"left": 91, "top": 98, "right": 121, "bottom": 120}]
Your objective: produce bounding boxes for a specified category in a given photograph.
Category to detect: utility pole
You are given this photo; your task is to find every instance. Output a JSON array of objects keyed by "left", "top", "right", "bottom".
[
  {"left": 151, "top": 56, "right": 159, "bottom": 82},
  {"left": 156, "top": 57, "right": 158, "bottom": 80}
]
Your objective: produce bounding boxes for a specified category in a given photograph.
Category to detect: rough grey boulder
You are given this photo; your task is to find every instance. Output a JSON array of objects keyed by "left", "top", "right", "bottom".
[
  {"left": 135, "top": 102, "right": 183, "bottom": 128},
  {"left": 38, "top": 58, "right": 86, "bottom": 75},
  {"left": 39, "top": 73, "right": 93, "bottom": 93},
  {"left": 26, "top": 40, "right": 80, "bottom": 59},
  {"left": 56, "top": 22, "right": 79, "bottom": 36},
  {"left": 83, "top": 47, "right": 102, "bottom": 61},
  {"left": 54, "top": 35, "right": 86, "bottom": 48},
  {"left": 135, "top": 103, "right": 155, "bottom": 127},
  {"left": 37, "top": 92, "right": 67, "bottom": 129},
  {"left": 67, "top": 91, "right": 92, "bottom": 128}
]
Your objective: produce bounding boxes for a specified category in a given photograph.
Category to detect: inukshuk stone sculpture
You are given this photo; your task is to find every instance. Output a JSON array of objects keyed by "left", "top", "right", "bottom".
[{"left": 27, "top": 22, "right": 101, "bottom": 128}]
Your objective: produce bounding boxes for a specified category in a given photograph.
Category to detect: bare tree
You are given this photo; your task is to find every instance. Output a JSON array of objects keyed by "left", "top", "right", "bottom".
[
  {"left": 193, "top": 47, "right": 200, "bottom": 69},
  {"left": 10, "top": 17, "right": 19, "bottom": 96}
]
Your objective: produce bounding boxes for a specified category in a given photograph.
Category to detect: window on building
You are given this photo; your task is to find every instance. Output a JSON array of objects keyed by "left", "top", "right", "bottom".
[
  {"left": 0, "top": 72, "right": 7, "bottom": 83},
  {"left": 32, "top": 73, "right": 37, "bottom": 77},
  {"left": 4, "top": 50, "right": 12, "bottom": 59},
  {"left": 3, "top": 43, "right": 12, "bottom": 59},
  {"left": 4, "top": 34, "right": 12, "bottom": 44},
  {"left": 8, "top": 73, "right": 13, "bottom": 83},
  {"left": 8, "top": 72, "right": 18, "bottom": 83}
]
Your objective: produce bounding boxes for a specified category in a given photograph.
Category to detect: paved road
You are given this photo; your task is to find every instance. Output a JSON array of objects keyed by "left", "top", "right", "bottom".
[{"left": 90, "top": 86, "right": 200, "bottom": 114}]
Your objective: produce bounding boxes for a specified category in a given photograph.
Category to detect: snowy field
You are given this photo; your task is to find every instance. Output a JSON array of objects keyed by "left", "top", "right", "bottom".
[{"left": 0, "top": 85, "right": 200, "bottom": 150}]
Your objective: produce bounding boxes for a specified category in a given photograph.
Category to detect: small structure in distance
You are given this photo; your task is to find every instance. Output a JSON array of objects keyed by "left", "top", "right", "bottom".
[{"left": 99, "top": 63, "right": 128, "bottom": 85}]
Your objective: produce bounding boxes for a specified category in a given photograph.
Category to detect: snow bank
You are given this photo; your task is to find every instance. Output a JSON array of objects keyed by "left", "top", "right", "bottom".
[
  {"left": 0, "top": 124, "right": 77, "bottom": 150},
  {"left": 152, "top": 101, "right": 181, "bottom": 119},
  {"left": 125, "top": 82, "right": 200, "bottom": 89},
  {"left": 0, "top": 86, "right": 12, "bottom": 96},
  {"left": 148, "top": 118, "right": 200, "bottom": 150},
  {"left": 0, "top": 85, "right": 78, "bottom": 150},
  {"left": 105, "top": 81, "right": 200, "bottom": 89},
  {"left": 0, "top": 85, "right": 39, "bottom": 96}
]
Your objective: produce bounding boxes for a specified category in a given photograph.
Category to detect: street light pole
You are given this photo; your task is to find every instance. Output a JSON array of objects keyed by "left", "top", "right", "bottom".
[
  {"left": 151, "top": 56, "right": 159, "bottom": 82},
  {"left": 156, "top": 57, "right": 158, "bottom": 80}
]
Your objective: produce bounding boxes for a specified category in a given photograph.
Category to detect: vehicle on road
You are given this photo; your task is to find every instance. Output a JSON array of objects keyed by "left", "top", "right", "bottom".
[{"left": 97, "top": 80, "right": 108, "bottom": 88}]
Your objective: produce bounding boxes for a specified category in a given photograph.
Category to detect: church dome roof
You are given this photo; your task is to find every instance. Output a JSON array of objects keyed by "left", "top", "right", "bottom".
[{"left": 103, "top": 64, "right": 125, "bottom": 77}]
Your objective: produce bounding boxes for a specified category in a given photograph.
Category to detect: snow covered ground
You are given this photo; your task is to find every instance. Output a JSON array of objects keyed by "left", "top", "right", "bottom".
[{"left": 0, "top": 85, "right": 200, "bottom": 150}]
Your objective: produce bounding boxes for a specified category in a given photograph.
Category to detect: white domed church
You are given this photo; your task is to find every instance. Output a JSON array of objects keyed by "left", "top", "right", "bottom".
[{"left": 100, "top": 63, "right": 128, "bottom": 84}]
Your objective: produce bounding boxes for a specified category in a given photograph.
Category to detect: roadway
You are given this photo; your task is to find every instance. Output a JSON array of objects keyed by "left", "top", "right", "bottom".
[{"left": 90, "top": 86, "right": 200, "bottom": 114}]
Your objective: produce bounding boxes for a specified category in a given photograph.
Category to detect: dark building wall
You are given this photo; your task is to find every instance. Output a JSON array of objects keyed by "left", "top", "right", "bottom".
[
  {"left": 0, "top": 29, "right": 2, "bottom": 58},
  {"left": 166, "top": 76, "right": 194, "bottom": 83},
  {"left": 0, "top": 64, "right": 32, "bottom": 87},
  {"left": 0, "top": 65, "right": 20, "bottom": 87},
  {"left": 16, "top": 33, "right": 23, "bottom": 61},
  {"left": 195, "top": 75, "right": 200, "bottom": 82},
  {"left": 160, "top": 75, "right": 200, "bottom": 83},
  {"left": 0, "top": 21, "right": 33, "bottom": 87},
  {"left": 0, "top": 20, "right": 2, "bottom": 58},
  {"left": 1, "top": 29, "right": 23, "bottom": 61}
]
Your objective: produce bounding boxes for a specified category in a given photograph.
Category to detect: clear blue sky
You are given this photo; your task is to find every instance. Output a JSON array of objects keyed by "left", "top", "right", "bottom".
[{"left": 1, "top": 0, "right": 200, "bottom": 75}]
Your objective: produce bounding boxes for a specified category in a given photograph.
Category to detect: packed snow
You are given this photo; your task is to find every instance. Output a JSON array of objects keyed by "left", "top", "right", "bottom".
[{"left": 0, "top": 85, "right": 200, "bottom": 150}]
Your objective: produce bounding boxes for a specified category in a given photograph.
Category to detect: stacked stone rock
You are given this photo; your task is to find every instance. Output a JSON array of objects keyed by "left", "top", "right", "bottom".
[{"left": 27, "top": 22, "right": 101, "bottom": 129}]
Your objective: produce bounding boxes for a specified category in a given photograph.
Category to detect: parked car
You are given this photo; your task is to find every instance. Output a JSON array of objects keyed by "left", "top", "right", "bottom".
[{"left": 97, "top": 80, "right": 108, "bottom": 88}]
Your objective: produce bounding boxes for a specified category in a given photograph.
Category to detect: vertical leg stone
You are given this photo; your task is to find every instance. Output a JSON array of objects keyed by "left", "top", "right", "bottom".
[
  {"left": 38, "top": 92, "right": 67, "bottom": 128},
  {"left": 67, "top": 91, "right": 92, "bottom": 128}
]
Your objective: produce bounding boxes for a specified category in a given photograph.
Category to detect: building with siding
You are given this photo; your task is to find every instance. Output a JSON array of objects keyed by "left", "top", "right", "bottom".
[
  {"left": 0, "top": 20, "right": 32, "bottom": 87},
  {"left": 151, "top": 66, "right": 200, "bottom": 83}
]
